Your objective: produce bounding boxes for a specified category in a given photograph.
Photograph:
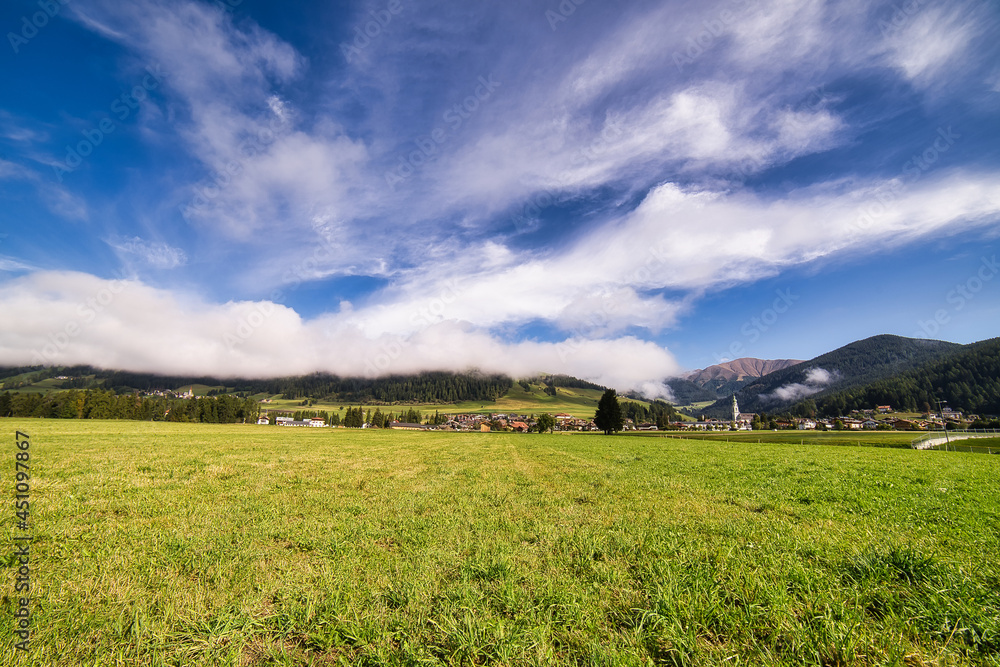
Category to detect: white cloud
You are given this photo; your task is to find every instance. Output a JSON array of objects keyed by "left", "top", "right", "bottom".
[
  {"left": 73, "top": 0, "right": 371, "bottom": 240},
  {"left": 60, "top": 0, "right": 993, "bottom": 297},
  {"left": 0, "top": 256, "right": 36, "bottom": 272},
  {"left": 23, "top": 0, "right": 994, "bottom": 389},
  {"left": 880, "top": 6, "right": 974, "bottom": 84},
  {"left": 762, "top": 367, "right": 838, "bottom": 402},
  {"left": 0, "top": 159, "right": 24, "bottom": 180},
  {"left": 0, "top": 271, "right": 680, "bottom": 395},
  {"left": 298, "top": 169, "right": 1000, "bottom": 344},
  {"left": 106, "top": 236, "right": 187, "bottom": 270}
]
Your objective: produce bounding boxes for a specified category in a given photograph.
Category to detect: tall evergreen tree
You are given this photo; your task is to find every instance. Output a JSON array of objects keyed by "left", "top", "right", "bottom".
[{"left": 594, "top": 389, "right": 624, "bottom": 435}]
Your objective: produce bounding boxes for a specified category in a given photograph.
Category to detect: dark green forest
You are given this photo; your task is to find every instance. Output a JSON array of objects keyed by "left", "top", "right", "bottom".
[
  {"left": 805, "top": 338, "right": 1000, "bottom": 417},
  {"left": 0, "top": 389, "right": 259, "bottom": 424},
  {"left": 621, "top": 399, "right": 678, "bottom": 428},
  {"left": 0, "top": 366, "right": 513, "bottom": 405}
]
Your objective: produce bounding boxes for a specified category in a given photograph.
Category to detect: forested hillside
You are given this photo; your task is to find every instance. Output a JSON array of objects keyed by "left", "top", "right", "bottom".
[
  {"left": 0, "top": 366, "right": 513, "bottom": 405},
  {"left": 806, "top": 337, "right": 1000, "bottom": 417}
]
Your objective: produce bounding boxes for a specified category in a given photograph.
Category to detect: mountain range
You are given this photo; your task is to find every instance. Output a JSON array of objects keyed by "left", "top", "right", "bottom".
[
  {"left": 668, "top": 358, "right": 803, "bottom": 404},
  {"left": 695, "top": 335, "right": 999, "bottom": 419}
]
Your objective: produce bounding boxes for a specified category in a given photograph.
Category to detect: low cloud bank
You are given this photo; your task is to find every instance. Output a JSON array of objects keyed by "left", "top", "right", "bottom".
[
  {"left": 762, "top": 367, "right": 839, "bottom": 403},
  {"left": 0, "top": 271, "right": 679, "bottom": 397}
]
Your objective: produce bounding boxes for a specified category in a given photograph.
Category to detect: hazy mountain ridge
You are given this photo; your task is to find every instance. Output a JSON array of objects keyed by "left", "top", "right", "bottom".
[{"left": 685, "top": 358, "right": 804, "bottom": 383}]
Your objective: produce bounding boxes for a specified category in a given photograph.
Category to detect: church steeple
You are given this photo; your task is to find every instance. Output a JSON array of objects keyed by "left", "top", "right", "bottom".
[{"left": 732, "top": 394, "right": 739, "bottom": 423}]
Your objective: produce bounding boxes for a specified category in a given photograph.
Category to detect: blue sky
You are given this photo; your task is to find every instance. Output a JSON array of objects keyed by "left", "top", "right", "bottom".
[{"left": 1, "top": 0, "right": 999, "bottom": 394}]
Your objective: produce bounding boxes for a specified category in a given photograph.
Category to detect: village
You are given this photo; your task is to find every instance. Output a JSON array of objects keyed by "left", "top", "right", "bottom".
[{"left": 257, "top": 397, "right": 981, "bottom": 433}]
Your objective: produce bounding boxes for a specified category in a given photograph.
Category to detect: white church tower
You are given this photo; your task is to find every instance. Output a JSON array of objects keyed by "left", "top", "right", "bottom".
[{"left": 731, "top": 394, "right": 740, "bottom": 424}]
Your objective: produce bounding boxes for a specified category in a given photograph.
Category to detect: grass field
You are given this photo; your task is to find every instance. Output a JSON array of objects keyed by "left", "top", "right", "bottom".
[
  {"left": 924, "top": 437, "right": 1000, "bottom": 455},
  {"left": 2, "top": 420, "right": 999, "bottom": 666},
  {"left": 644, "top": 431, "right": 920, "bottom": 448}
]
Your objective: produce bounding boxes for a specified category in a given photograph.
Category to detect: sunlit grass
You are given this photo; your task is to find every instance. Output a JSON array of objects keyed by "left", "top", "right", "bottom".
[{"left": 1, "top": 419, "right": 998, "bottom": 665}]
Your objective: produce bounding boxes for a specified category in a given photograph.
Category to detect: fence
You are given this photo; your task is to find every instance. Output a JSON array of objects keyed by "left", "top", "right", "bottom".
[{"left": 911, "top": 429, "right": 1000, "bottom": 452}]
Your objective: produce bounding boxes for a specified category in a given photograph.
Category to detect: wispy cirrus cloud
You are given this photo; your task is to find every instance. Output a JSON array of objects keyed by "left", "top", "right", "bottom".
[{"left": 106, "top": 236, "right": 187, "bottom": 270}]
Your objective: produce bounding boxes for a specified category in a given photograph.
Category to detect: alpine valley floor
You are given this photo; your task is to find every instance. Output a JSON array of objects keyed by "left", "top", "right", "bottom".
[{"left": 2, "top": 419, "right": 998, "bottom": 666}]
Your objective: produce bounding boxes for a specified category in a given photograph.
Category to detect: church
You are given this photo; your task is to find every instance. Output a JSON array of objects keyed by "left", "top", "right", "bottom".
[{"left": 731, "top": 395, "right": 756, "bottom": 430}]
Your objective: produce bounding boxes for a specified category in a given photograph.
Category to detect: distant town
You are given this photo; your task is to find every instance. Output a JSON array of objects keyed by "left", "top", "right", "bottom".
[{"left": 258, "top": 397, "right": 981, "bottom": 433}]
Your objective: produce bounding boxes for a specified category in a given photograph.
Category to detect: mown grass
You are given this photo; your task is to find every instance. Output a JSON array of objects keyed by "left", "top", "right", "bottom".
[
  {"left": 1, "top": 419, "right": 998, "bottom": 666},
  {"left": 650, "top": 430, "right": 918, "bottom": 448}
]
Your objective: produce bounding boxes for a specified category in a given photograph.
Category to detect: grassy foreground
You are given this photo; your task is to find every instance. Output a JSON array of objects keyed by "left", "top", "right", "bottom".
[
  {"left": 646, "top": 431, "right": 919, "bottom": 448},
  {"left": 1, "top": 420, "right": 999, "bottom": 666}
]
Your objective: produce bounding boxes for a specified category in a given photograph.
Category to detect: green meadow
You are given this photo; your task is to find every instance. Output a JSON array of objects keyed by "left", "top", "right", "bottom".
[
  {"left": 646, "top": 431, "right": 919, "bottom": 448},
  {"left": 2, "top": 419, "right": 998, "bottom": 666}
]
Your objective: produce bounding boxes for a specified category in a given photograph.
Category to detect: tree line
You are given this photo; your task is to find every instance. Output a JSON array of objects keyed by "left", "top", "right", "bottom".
[{"left": 0, "top": 390, "right": 260, "bottom": 423}]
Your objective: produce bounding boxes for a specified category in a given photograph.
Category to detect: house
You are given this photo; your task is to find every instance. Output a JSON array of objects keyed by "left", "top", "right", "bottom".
[
  {"left": 309, "top": 418, "right": 327, "bottom": 427},
  {"left": 797, "top": 419, "right": 817, "bottom": 430},
  {"left": 555, "top": 413, "right": 573, "bottom": 421},
  {"left": 877, "top": 405, "right": 892, "bottom": 414},
  {"left": 863, "top": 420, "right": 879, "bottom": 429},
  {"left": 275, "top": 416, "right": 294, "bottom": 424},
  {"left": 257, "top": 416, "right": 269, "bottom": 425},
  {"left": 480, "top": 424, "right": 491, "bottom": 432},
  {"left": 511, "top": 421, "right": 529, "bottom": 432},
  {"left": 892, "top": 419, "right": 916, "bottom": 431}
]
